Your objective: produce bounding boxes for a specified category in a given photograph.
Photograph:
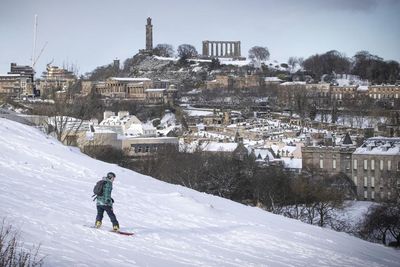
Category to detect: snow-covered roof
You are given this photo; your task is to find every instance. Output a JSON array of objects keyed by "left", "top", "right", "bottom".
[
  {"left": 0, "top": 73, "right": 20, "bottom": 77},
  {"left": 110, "top": 77, "right": 151, "bottom": 82},
  {"left": 279, "top": 81, "right": 306, "bottom": 86},
  {"left": 357, "top": 85, "right": 369, "bottom": 91},
  {"left": 264, "top": 77, "right": 283, "bottom": 82},
  {"left": 271, "top": 145, "right": 298, "bottom": 155},
  {"left": 253, "top": 148, "right": 275, "bottom": 160},
  {"left": 153, "top": 56, "right": 178, "bottom": 61},
  {"left": 184, "top": 108, "right": 214, "bottom": 117},
  {"left": 201, "top": 142, "right": 238, "bottom": 152},
  {"left": 282, "top": 158, "right": 302, "bottom": 169},
  {"left": 354, "top": 137, "right": 400, "bottom": 156},
  {"left": 145, "top": 88, "right": 166, "bottom": 92}
]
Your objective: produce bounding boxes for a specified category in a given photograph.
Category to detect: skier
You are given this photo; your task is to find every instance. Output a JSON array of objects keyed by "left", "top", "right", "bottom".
[{"left": 95, "top": 172, "right": 120, "bottom": 231}]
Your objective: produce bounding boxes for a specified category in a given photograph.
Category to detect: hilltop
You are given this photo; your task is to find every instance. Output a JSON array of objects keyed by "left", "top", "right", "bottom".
[{"left": 0, "top": 118, "right": 399, "bottom": 267}]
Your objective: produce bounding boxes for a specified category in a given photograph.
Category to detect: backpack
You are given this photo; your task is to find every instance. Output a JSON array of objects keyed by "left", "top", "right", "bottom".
[{"left": 92, "top": 180, "right": 106, "bottom": 200}]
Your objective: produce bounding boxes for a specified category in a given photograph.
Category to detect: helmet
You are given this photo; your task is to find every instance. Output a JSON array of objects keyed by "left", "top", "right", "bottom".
[{"left": 107, "top": 172, "right": 116, "bottom": 179}]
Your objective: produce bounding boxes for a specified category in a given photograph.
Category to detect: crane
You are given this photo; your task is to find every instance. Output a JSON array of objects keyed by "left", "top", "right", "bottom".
[
  {"left": 31, "top": 14, "right": 48, "bottom": 69},
  {"left": 30, "top": 14, "right": 48, "bottom": 96}
]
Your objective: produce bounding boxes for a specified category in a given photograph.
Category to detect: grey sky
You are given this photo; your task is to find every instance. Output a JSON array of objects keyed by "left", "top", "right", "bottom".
[{"left": 1, "top": 0, "right": 399, "bottom": 75}]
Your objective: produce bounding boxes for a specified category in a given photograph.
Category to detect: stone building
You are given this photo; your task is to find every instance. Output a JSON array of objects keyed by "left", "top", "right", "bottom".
[
  {"left": 77, "top": 111, "right": 178, "bottom": 158},
  {"left": 206, "top": 74, "right": 261, "bottom": 90},
  {"left": 39, "top": 64, "right": 77, "bottom": 97},
  {"left": 352, "top": 137, "right": 400, "bottom": 201},
  {"left": 0, "top": 63, "right": 35, "bottom": 97},
  {"left": 83, "top": 77, "right": 175, "bottom": 104},
  {"left": 85, "top": 77, "right": 176, "bottom": 104},
  {"left": 202, "top": 40, "right": 244, "bottom": 59},
  {"left": 368, "top": 85, "right": 400, "bottom": 100},
  {"left": 330, "top": 85, "right": 357, "bottom": 105},
  {"left": 302, "top": 133, "right": 356, "bottom": 179},
  {"left": 0, "top": 74, "right": 26, "bottom": 98}
]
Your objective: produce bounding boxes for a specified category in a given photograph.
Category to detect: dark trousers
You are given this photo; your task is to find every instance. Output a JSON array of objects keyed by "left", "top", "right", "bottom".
[{"left": 96, "top": 205, "right": 119, "bottom": 227}]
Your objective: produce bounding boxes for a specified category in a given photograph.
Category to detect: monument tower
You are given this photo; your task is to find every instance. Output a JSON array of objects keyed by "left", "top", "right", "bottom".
[{"left": 146, "top": 17, "right": 153, "bottom": 51}]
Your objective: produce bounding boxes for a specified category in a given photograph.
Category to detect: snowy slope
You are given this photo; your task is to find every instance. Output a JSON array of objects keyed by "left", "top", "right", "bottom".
[{"left": 0, "top": 118, "right": 399, "bottom": 267}]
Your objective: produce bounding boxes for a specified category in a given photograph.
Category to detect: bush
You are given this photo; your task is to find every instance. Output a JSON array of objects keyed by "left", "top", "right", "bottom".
[{"left": 0, "top": 219, "right": 44, "bottom": 267}]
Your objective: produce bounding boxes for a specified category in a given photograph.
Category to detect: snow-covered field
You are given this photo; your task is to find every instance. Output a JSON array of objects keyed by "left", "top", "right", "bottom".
[{"left": 0, "top": 118, "right": 399, "bottom": 267}]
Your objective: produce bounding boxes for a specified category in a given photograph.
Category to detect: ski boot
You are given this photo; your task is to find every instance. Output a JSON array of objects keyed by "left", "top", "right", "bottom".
[
  {"left": 95, "top": 221, "right": 102, "bottom": 228},
  {"left": 112, "top": 225, "right": 120, "bottom": 232}
]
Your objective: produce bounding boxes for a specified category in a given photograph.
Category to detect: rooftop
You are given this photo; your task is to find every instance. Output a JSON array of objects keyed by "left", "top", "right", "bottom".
[{"left": 354, "top": 137, "right": 400, "bottom": 156}]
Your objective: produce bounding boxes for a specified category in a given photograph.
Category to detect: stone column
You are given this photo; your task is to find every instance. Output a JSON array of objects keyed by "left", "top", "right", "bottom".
[
  {"left": 211, "top": 42, "right": 214, "bottom": 57},
  {"left": 224, "top": 43, "right": 228, "bottom": 57},
  {"left": 230, "top": 43, "right": 233, "bottom": 57},
  {"left": 202, "top": 41, "right": 209, "bottom": 57},
  {"left": 237, "top": 41, "right": 241, "bottom": 57},
  {"left": 220, "top": 42, "right": 223, "bottom": 57}
]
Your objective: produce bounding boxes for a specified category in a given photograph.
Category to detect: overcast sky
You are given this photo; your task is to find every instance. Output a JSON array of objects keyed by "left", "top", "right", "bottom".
[{"left": 1, "top": 0, "right": 399, "bottom": 75}]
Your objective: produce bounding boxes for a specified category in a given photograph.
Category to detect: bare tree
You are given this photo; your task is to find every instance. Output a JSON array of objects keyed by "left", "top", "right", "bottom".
[
  {"left": 0, "top": 219, "right": 44, "bottom": 266},
  {"left": 288, "top": 57, "right": 298, "bottom": 73},
  {"left": 249, "top": 46, "right": 270, "bottom": 68},
  {"left": 153, "top": 44, "right": 174, "bottom": 57},
  {"left": 359, "top": 203, "right": 400, "bottom": 246},
  {"left": 177, "top": 44, "right": 198, "bottom": 61}
]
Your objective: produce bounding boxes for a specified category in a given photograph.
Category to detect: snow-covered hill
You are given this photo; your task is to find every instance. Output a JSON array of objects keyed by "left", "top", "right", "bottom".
[{"left": 0, "top": 118, "right": 399, "bottom": 267}]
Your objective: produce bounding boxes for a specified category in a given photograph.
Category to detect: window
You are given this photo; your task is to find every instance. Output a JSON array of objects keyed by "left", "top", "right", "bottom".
[
  {"left": 380, "top": 191, "right": 384, "bottom": 199},
  {"left": 353, "top": 159, "right": 357, "bottom": 170},
  {"left": 371, "top": 159, "right": 375, "bottom": 170},
  {"left": 353, "top": 176, "right": 357, "bottom": 185},
  {"left": 364, "top": 177, "right": 368, "bottom": 187},
  {"left": 398, "top": 161, "right": 400, "bottom": 171},
  {"left": 371, "top": 191, "right": 375, "bottom": 200},
  {"left": 380, "top": 160, "right": 384, "bottom": 171},
  {"left": 388, "top": 160, "right": 392, "bottom": 171},
  {"left": 371, "top": 177, "right": 375, "bottom": 188},
  {"left": 333, "top": 159, "right": 336, "bottom": 169},
  {"left": 137, "top": 146, "right": 142, "bottom": 153},
  {"left": 145, "top": 146, "right": 150, "bottom": 153},
  {"left": 319, "top": 159, "right": 324, "bottom": 169},
  {"left": 364, "top": 190, "right": 368, "bottom": 200},
  {"left": 364, "top": 159, "right": 368, "bottom": 170}
]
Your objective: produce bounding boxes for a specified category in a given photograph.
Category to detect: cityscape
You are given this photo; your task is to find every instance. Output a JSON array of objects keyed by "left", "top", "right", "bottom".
[{"left": 0, "top": 1, "right": 399, "bottom": 266}]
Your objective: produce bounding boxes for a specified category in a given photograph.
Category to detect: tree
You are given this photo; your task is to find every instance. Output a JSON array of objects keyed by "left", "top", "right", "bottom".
[
  {"left": 253, "top": 166, "right": 292, "bottom": 212},
  {"left": 153, "top": 43, "right": 174, "bottom": 57},
  {"left": 351, "top": 51, "right": 400, "bottom": 84},
  {"left": 303, "top": 50, "right": 351, "bottom": 81},
  {"left": 208, "top": 57, "right": 221, "bottom": 71},
  {"left": 0, "top": 219, "right": 44, "bottom": 266},
  {"left": 249, "top": 46, "right": 270, "bottom": 67},
  {"left": 87, "top": 63, "right": 120, "bottom": 81},
  {"left": 177, "top": 44, "right": 198, "bottom": 61},
  {"left": 288, "top": 57, "right": 298, "bottom": 73},
  {"left": 289, "top": 174, "right": 345, "bottom": 227},
  {"left": 359, "top": 203, "right": 400, "bottom": 246}
]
